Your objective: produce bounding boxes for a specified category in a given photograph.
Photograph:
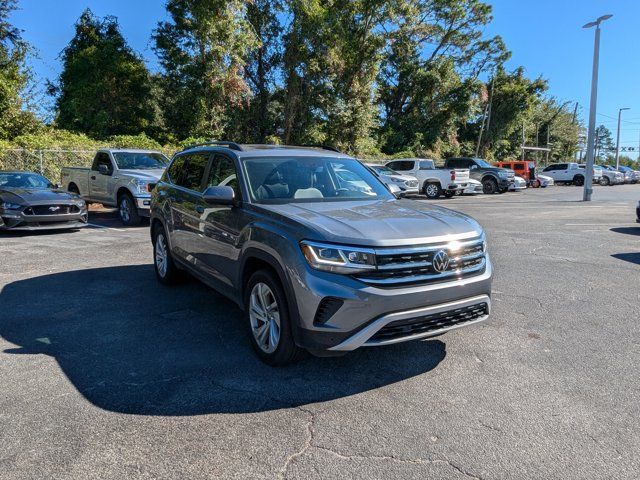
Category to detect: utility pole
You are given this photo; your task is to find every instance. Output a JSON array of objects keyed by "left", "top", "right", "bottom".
[
  {"left": 545, "top": 125, "right": 551, "bottom": 165},
  {"left": 614, "top": 107, "right": 630, "bottom": 169},
  {"left": 475, "top": 74, "right": 495, "bottom": 157},
  {"left": 521, "top": 123, "right": 526, "bottom": 160},
  {"left": 582, "top": 14, "right": 612, "bottom": 201}
]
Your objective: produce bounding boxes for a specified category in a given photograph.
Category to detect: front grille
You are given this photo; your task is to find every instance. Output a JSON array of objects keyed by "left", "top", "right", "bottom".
[
  {"left": 369, "top": 303, "right": 489, "bottom": 343},
  {"left": 24, "top": 204, "right": 80, "bottom": 215},
  {"left": 355, "top": 236, "right": 486, "bottom": 287}
]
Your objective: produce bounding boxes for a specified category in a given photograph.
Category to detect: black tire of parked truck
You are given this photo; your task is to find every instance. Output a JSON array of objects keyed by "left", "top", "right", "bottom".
[
  {"left": 424, "top": 182, "right": 442, "bottom": 199},
  {"left": 443, "top": 190, "right": 456, "bottom": 198},
  {"left": 600, "top": 176, "right": 610, "bottom": 186},
  {"left": 482, "top": 177, "right": 499, "bottom": 194},
  {"left": 573, "top": 175, "right": 584, "bottom": 186},
  {"left": 245, "top": 269, "right": 305, "bottom": 366},
  {"left": 118, "top": 192, "right": 142, "bottom": 226}
]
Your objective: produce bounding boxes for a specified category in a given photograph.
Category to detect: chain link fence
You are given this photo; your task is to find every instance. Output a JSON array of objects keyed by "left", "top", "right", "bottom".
[{"left": 0, "top": 149, "right": 99, "bottom": 183}]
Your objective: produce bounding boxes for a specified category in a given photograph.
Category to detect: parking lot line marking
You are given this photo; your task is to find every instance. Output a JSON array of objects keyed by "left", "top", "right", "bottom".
[{"left": 87, "top": 223, "right": 127, "bottom": 232}]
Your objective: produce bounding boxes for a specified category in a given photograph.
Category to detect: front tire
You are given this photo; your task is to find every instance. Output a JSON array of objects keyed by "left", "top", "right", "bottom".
[
  {"left": 600, "top": 176, "right": 610, "bottom": 186},
  {"left": 119, "top": 192, "right": 141, "bottom": 226},
  {"left": 424, "top": 182, "right": 442, "bottom": 199},
  {"left": 245, "top": 269, "right": 304, "bottom": 366},
  {"left": 573, "top": 175, "right": 584, "bottom": 186},
  {"left": 152, "top": 224, "right": 180, "bottom": 285},
  {"left": 443, "top": 190, "right": 455, "bottom": 198},
  {"left": 482, "top": 178, "right": 499, "bottom": 194}
]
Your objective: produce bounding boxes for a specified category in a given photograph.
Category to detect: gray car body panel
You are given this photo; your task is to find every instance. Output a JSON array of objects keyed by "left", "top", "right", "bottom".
[{"left": 150, "top": 146, "right": 493, "bottom": 352}]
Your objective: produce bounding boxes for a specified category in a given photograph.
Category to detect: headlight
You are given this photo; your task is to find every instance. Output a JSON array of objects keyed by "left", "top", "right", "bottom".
[
  {"left": 300, "top": 241, "right": 376, "bottom": 274},
  {"left": 133, "top": 179, "right": 150, "bottom": 193},
  {"left": 0, "top": 201, "right": 22, "bottom": 210}
]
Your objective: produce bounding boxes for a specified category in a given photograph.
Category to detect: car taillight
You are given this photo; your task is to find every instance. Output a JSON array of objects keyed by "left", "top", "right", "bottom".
[{"left": 450, "top": 170, "right": 456, "bottom": 181}]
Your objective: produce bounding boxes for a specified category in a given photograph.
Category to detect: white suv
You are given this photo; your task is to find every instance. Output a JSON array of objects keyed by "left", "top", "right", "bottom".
[{"left": 541, "top": 162, "right": 601, "bottom": 186}]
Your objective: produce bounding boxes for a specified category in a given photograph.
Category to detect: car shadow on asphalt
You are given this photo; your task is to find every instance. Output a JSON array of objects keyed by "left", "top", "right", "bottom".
[
  {"left": 610, "top": 227, "right": 640, "bottom": 236},
  {"left": 611, "top": 253, "right": 640, "bottom": 266},
  {"left": 0, "top": 265, "right": 446, "bottom": 415}
]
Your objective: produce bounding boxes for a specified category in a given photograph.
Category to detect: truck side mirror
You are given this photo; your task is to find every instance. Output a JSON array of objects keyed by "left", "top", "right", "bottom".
[{"left": 98, "top": 164, "right": 110, "bottom": 175}]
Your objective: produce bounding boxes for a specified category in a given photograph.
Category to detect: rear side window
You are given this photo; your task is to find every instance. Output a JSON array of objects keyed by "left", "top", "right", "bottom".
[
  {"left": 419, "top": 160, "right": 435, "bottom": 170},
  {"left": 177, "top": 153, "right": 210, "bottom": 192},
  {"left": 167, "top": 155, "right": 187, "bottom": 184},
  {"left": 387, "top": 161, "right": 414, "bottom": 171},
  {"left": 514, "top": 164, "right": 524, "bottom": 171}
]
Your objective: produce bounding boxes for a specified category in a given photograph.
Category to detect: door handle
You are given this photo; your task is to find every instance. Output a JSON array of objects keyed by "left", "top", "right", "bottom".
[
  {"left": 196, "top": 206, "right": 205, "bottom": 214},
  {"left": 90, "top": 176, "right": 96, "bottom": 180}
]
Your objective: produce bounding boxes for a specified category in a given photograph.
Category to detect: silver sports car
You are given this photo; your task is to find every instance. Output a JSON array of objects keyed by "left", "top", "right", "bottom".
[{"left": 0, "top": 171, "right": 88, "bottom": 231}]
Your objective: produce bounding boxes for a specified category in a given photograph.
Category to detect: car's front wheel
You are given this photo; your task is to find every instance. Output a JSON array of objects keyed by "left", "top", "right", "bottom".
[
  {"left": 600, "top": 176, "right": 610, "bottom": 186},
  {"left": 152, "top": 224, "right": 180, "bottom": 285},
  {"left": 119, "top": 193, "right": 141, "bottom": 226},
  {"left": 482, "top": 177, "right": 499, "bottom": 194},
  {"left": 245, "top": 269, "right": 304, "bottom": 366}
]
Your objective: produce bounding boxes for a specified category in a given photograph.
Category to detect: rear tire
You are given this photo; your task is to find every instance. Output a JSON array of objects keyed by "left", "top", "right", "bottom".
[
  {"left": 601, "top": 176, "right": 610, "bottom": 186},
  {"left": 245, "top": 269, "right": 304, "bottom": 366},
  {"left": 118, "top": 192, "right": 141, "bottom": 226},
  {"left": 424, "top": 182, "right": 442, "bottom": 199},
  {"left": 482, "top": 178, "right": 499, "bottom": 194},
  {"left": 152, "top": 224, "right": 181, "bottom": 285},
  {"left": 573, "top": 175, "right": 584, "bottom": 186},
  {"left": 443, "top": 190, "right": 455, "bottom": 198}
]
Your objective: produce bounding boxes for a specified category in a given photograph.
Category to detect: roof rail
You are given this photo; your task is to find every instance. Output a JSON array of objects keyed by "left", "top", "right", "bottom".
[
  {"left": 183, "top": 140, "right": 244, "bottom": 151},
  {"left": 297, "top": 144, "right": 342, "bottom": 153}
]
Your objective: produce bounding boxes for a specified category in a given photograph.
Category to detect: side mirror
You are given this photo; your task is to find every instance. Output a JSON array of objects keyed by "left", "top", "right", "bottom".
[
  {"left": 98, "top": 164, "right": 110, "bottom": 175},
  {"left": 203, "top": 185, "right": 236, "bottom": 206},
  {"left": 147, "top": 182, "right": 157, "bottom": 193},
  {"left": 387, "top": 183, "right": 402, "bottom": 197}
]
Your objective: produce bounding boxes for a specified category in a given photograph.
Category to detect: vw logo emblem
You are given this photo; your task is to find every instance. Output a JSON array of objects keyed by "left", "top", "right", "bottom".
[{"left": 432, "top": 250, "right": 451, "bottom": 273}]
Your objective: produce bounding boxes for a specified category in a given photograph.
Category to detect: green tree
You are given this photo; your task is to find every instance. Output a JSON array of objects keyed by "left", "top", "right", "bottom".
[
  {"left": 471, "top": 67, "right": 547, "bottom": 159},
  {"left": 0, "top": 0, "right": 39, "bottom": 140},
  {"left": 283, "top": 0, "right": 392, "bottom": 154},
  {"left": 527, "top": 98, "right": 581, "bottom": 163},
  {"left": 52, "top": 9, "right": 153, "bottom": 138},
  {"left": 153, "top": 0, "right": 259, "bottom": 140},
  {"left": 378, "top": 0, "right": 509, "bottom": 156},
  {"left": 593, "top": 124, "right": 614, "bottom": 161}
]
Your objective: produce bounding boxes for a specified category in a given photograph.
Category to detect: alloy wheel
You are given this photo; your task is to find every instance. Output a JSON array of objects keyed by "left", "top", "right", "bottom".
[
  {"left": 120, "top": 197, "right": 131, "bottom": 223},
  {"left": 155, "top": 233, "right": 168, "bottom": 278},
  {"left": 249, "top": 282, "right": 281, "bottom": 354}
]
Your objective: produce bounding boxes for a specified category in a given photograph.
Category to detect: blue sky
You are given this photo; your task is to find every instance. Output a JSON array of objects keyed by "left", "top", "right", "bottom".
[{"left": 10, "top": 0, "right": 640, "bottom": 154}]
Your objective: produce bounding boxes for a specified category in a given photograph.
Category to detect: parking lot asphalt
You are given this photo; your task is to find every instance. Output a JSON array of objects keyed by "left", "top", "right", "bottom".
[{"left": 1, "top": 185, "right": 639, "bottom": 479}]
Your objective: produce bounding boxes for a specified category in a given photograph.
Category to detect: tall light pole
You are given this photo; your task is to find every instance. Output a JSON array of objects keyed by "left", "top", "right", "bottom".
[
  {"left": 614, "top": 107, "right": 630, "bottom": 169},
  {"left": 582, "top": 14, "right": 613, "bottom": 201}
]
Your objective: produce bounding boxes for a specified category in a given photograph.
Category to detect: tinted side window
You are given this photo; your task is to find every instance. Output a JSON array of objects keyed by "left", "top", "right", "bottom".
[
  {"left": 177, "top": 153, "right": 210, "bottom": 192},
  {"left": 543, "top": 165, "right": 556, "bottom": 172},
  {"left": 92, "top": 152, "right": 113, "bottom": 173},
  {"left": 448, "top": 159, "right": 467, "bottom": 168},
  {"left": 388, "top": 161, "right": 414, "bottom": 171},
  {"left": 557, "top": 163, "right": 568, "bottom": 170},
  {"left": 167, "top": 155, "right": 187, "bottom": 185},
  {"left": 419, "top": 160, "right": 435, "bottom": 170},
  {"left": 206, "top": 155, "right": 239, "bottom": 197}
]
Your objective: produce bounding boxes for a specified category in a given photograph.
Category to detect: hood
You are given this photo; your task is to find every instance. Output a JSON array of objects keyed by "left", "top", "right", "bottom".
[
  {"left": 0, "top": 188, "right": 83, "bottom": 204},
  {"left": 257, "top": 199, "right": 482, "bottom": 247},
  {"left": 117, "top": 168, "right": 165, "bottom": 181},
  {"left": 389, "top": 174, "right": 416, "bottom": 183}
]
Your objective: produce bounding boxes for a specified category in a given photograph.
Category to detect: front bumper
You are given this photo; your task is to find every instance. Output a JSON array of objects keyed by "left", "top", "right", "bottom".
[
  {"left": 135, "top": 196, "right": 152, "bottom": 217},
  {"left": 291, "top": 255, "right": 493, "bottom": 351},
  {"left": 0, "top": 209, "right": 88, "bottom": 230}
]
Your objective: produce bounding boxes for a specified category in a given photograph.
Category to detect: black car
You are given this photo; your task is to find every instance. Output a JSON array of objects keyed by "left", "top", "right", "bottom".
[
  {"left": 0, "top": 171, "right": 88, "bottom": 231},
  {"left": 444, "top": 157, "right": 514, "bottom": 194}
]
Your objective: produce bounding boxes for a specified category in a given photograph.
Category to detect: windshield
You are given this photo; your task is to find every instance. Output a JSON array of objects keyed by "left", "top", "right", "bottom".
[
  {"left": 371, "top": 165, "right": 398, "bottom": 175},
  {"left": 474, "top": 158, "right": 493, "bottom": 168},
  {"left": 0, "top": 173, "right": 54, "bottom": 189},
  {"left": 112, "top": 152, "right": 169, "bottom": 170},
  {"left": 242, "top": 156, "right": 394, "bottom": 203}
]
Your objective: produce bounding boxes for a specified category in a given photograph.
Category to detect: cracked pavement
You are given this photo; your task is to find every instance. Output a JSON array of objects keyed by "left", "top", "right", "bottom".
[{"left": 1, "top": 185, "right": 639, "bottom": 479}]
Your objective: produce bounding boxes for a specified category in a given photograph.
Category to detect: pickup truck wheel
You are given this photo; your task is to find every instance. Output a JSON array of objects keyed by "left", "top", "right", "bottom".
[
  {"left": 118, "top": 193, "right": 141, "bottom": 226},
  {"left": 443, "top": 190, "right": 455, "bottom": 198},
  {"left": 152, "top": 225, "right": 180, "bottom": 285},
  {"left": 482, "top": 178, "right": 499, "bottom": 194},
  {"left": 600, "top": 176, "right": 610, "bottom": 186},
  {"left": 573, "top": 175, "right": 584, "bottom": 186},
  {"left": 424, "top": 182, "right": 442, "bottom": 199},
  {"left": 245, "top": 269, "right": 304, "bottom": 366}
]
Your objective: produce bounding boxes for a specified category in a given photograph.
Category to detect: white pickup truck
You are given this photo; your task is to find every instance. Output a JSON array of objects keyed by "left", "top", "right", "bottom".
[
  {"left": 61, "top": 149, "right": 170, "bottom": 225},
  {"left": 385, "top": 158, "right": 471, "bottom": 199}
]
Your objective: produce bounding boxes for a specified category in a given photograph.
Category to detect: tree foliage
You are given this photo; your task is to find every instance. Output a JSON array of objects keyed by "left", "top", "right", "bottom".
[
  {"left": 0, "top": 0, "right": 39, "bottom": 140},
  {"left": 52, "top": 9, "right": 153, "bottom": 138},
  {"left": 153, "top": 0, "right": 259, "bottom": 140}
]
